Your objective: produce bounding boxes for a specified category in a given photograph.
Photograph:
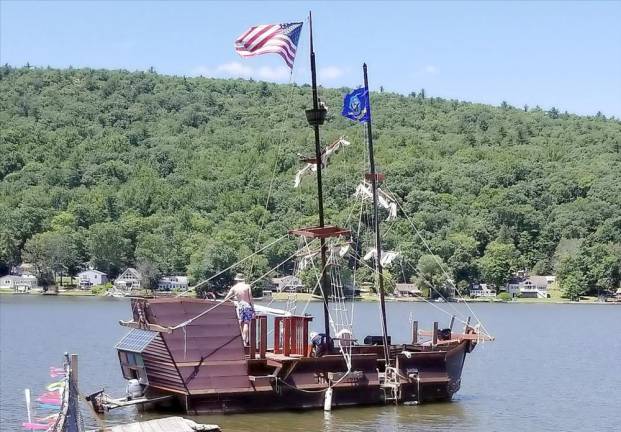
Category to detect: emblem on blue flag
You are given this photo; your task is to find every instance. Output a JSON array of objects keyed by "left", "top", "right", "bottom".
[{"left": 342, "top": 87, "right": 370, "bottom": 123}]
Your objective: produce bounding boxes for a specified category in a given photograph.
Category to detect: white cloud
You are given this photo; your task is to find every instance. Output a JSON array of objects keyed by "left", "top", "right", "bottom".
[
  {"left": 423, "top": 65, "right": 438, "bottom": 74},
  {"left": 191, "top": 62, "right": 347, "bottom": 83},
  {"left": 190, "top": 61, "right": 290, "bottom": 82},
  {"left": 319, "top": 65, "right": 345, "bottom": 81}
]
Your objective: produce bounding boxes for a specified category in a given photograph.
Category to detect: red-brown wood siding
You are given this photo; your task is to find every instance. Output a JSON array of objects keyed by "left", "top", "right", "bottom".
[
  {"left": 142, "top": 298, "right": 251, "bottom": 393},
  {"left": 142, "top": 334, "right": 187, "bottom": 394}
]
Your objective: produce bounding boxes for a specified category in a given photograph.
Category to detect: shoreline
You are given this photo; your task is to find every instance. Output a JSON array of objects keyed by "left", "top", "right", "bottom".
[{"left": 1, "top": 288, "right": 619, "bottom": 305}]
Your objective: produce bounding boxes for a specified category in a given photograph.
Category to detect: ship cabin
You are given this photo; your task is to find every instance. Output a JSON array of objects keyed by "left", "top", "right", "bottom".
[{"left": 114, "top": 297, "right": 483, "bottom": 413}]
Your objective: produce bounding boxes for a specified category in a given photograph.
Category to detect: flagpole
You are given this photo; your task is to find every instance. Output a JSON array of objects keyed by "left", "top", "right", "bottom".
[
  {"left": 308, "top": 11, "right": 331, "bottom": 339},
  {"left": 363, "top": 63, "right": 390, "bottom": 364}
]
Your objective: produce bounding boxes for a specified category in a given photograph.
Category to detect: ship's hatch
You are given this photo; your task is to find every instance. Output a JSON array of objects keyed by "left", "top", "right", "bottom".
[{"left": 115, "top": 328, "right": 158, "bottom": 384}]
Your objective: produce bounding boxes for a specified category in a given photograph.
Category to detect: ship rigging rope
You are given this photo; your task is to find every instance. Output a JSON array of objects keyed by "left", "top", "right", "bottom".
[
  {"left": 249, "top": 63, "right": 300, "bottom": 276},
  {"left": 176, "top": 233, "right": 289, "bottom": 297},
  {"left": 388, "top": 193, "right": 492, "bottom": 338},
  {"left": 173, "top": 239, "right": 318, "bottom": 331}
]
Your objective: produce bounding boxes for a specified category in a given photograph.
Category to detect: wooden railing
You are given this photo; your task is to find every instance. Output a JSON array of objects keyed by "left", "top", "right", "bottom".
[
  {"left": 249, "top": 315, "right": 268, "bottom": 359},
  {"left": 274, "top": 316, "right": 313, "bottom": 356}
]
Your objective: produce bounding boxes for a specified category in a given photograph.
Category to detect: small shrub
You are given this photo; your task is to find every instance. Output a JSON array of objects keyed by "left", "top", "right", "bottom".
[{"left": 497, "top": 292, "right": 512, "bottom": 301}]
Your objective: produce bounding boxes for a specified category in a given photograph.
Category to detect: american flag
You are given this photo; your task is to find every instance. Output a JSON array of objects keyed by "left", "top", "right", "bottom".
[{"left": 235, "top": 22, "right": 303, "bottom": 69}]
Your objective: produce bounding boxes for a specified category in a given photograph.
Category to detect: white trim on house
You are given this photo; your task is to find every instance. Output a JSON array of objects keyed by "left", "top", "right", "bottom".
[{"left": 157, "top": 276, "right": 189, "bottom": 291}]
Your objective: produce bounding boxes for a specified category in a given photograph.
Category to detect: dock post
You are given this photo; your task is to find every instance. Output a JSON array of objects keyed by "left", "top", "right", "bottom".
[
  {"left": 411, "top": 321, "right": 418, "bottom": 344},
  {"left": 432, "top": 322, "right": 438, "bottom": 347},
  {"left": 464, "top": 316, "right": 471, "bottom": 333},
  {"left": 449, "top": 315, "right": 455, "bottom": 331},
  {"left": 70, "top": 353, "right": 78, "bottom": 387}
]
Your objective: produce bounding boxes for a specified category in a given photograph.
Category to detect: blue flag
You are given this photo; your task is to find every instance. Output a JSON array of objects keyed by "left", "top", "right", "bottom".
[{"left": 342, "top": 87, "right": 370, "bottom": 123}]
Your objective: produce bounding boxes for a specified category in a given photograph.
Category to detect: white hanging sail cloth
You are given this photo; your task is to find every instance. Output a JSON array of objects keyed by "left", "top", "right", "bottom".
[
  {"left": 363, "top": 248, "right": 399, "bottom": 267},
  {"left": 294, "top": 136, "right": 350, "bottom": 187},
  {"left": 353, "top": 181, "right": 397, "bottom": 220}
]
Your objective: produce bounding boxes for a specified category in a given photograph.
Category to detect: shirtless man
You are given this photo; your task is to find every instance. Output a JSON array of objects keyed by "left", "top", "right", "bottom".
[{"left": 224, "top": 273, "right": 255, "bottom": 345}]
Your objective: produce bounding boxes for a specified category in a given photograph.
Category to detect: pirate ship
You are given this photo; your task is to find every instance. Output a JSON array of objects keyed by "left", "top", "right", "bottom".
[{"left": 112, "top": 14, "right": 492, "bottom": 414}]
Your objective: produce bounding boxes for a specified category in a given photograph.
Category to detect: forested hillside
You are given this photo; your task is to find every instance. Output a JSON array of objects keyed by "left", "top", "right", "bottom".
[{"left": 1, "top": 66, "right": 620, "bottom": 298}]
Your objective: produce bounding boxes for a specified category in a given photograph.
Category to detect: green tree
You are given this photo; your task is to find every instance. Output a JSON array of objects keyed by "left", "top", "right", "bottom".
[
  {"left": 478, "top": 240, "right": 519, "bottom": 288},
  {"left": 87, "top": 223, "right": 131, "bottom": 277}
]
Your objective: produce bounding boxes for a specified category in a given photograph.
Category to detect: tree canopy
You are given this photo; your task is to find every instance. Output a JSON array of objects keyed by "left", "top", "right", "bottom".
[{"left": 1, "top": 66, "right": 620, "bottom": 297}]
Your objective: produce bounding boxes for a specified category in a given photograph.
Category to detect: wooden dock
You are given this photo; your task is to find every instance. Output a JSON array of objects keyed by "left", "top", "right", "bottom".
[{"left": 107, "top": 416, "right": 220, "bottom": 432}]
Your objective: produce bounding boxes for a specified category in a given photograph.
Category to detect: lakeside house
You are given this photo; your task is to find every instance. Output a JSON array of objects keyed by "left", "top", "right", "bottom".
[
  {"left": 469, "top": 283, "right": 497, "bottom": 298},
  {"left": 114, "top": 268, "right": 142, "bottom": 291},
  {"left": 394, "top": 283, "right": 422, "bottom": 297},
  {"left": 157, "top": 276, "right": 189, "bottom": 291},
  {"left": 506, "top": 273, "right": 554, "bottom": 298},
  {"left": 78, "top": 270, "right": 108, "bottom": 289},
  {"left": 0, "top": 274, "right": 38, "bottom": 293},
  {"left": 270, "top": 275, "right": 304, "bottom": 293},
  {"left": 616, "top": 288, "right": 621, "bottom": 301}
]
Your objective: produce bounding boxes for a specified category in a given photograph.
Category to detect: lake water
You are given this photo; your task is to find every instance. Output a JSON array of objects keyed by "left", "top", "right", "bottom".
[{"left": 1, "top": 295, "right": 619, "bottom": 431}]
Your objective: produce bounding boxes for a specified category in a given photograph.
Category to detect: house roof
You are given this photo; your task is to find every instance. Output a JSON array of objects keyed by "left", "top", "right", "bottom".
[
  {"left": 118, "top": 268, "right": 142, "bottom": 279},
  {"left": 271, "top": 276, "right": 302, "bottom": 284},
  {"left": 160, "top": 276, "right": 189, "bottom": 283},
  {"left": 527, "top": 276, "right": 549, "bottom": 286},
  {"left": 395, "top": 283, "right": 421, "bottom": 293},
  {"left": 78, "top": 269, "right": 107, "bottom": 276}
]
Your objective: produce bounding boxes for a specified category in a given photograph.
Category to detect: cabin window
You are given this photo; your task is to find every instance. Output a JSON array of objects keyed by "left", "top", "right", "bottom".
[
  {"left": 114, "top": 328, "right": 157, "bottom": 385},
  {"left": 118, "top": 350, "right": 148, "bottom": 384}
]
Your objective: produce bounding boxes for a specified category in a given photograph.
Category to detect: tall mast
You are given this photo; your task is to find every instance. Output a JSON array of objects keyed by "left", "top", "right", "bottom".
[
  {"left": 363, "top": 63, "right": 390, "bottom": 364},
  {"left": 308, "top": 12, "right": 331, "bottom": 339}
]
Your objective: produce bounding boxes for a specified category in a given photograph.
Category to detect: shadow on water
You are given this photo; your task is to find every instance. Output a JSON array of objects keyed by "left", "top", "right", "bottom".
[{"left": 164, "top": 401, "right": 470, "bottom": 432}]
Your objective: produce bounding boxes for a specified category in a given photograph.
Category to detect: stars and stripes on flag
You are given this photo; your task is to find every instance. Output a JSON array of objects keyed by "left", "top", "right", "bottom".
[{"left": 235, "top": 22, "right": 303, "bottom": 69}]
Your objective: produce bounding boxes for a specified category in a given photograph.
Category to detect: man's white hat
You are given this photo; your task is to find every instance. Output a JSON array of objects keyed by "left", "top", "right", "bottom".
[{"left": 233, "top": 273, "right": 245, "bottom": 282}]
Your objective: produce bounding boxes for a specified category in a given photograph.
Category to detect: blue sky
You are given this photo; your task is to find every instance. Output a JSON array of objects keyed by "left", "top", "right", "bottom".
[{"left": 1, "top": 1, "right": 620, "bottom": 117}]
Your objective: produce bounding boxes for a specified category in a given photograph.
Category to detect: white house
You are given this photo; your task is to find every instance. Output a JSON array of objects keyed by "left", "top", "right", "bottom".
[
  {"left": 394, "top": 283, "right": 422, "bottom": 297},
  {"left": 506, "top": 274, "right": 552, "bottom": 298},
  {"left": 157, "top": 276, "right": 189, "bottom": 291},
  {"left": 114, "top": 268, "right": 142, "bottom": 291},
  {"left": 78, "top": 270, "right": 108, "bottom": 289},
  {"left": 469, "top": 283, "right": 497, "bottom": 298},
  {"left": 0, "top": 275, "right": 37, "bottom": 293},
  {"left": 270, "top": 275, "right": 304, "bottom": 293}
]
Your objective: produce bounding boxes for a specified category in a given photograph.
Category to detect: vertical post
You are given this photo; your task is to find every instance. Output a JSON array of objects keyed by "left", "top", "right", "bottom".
[
  {"left": 249, "top": 318, "right": 257, "bottom": 359},
  {"left": 363, "top": 63, "right": 390, "bottom": 365},
  {"left": 308, "top": 11, "right": 331, "bottom": 340},
  {"left": 449, "top": 315, "right": 455, "bottom": 331},
  {"left": 464, "top": 316, "right": 471, "bottom": 333},
  {"left": 283, "top": 318, "right": 291, "bottom": 356},
  {"left": 259, "top": 316, "right": 267, "bottom": 359},
  {"left": 274, "top": 317, "right": 282, "bottom": 354},
  {"left": 411, "top": 321, "right": 418, "bottom": 344},
  {"left": 302, "top": 317, "right": 310, "bottom": 356},
  {"left": 290, "top": 318, "right": 298, "bottom": 355},
  {"left": 432, "top": 322, "right": 438, "bottom": 347},
  {"left": 70, "top": 353, "right": 78, "bottom": 387}
]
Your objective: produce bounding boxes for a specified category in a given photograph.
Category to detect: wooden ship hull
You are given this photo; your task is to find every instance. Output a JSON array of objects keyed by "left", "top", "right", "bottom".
[{"left": 114, "top": 298, "right": 480, "bottom": 414}]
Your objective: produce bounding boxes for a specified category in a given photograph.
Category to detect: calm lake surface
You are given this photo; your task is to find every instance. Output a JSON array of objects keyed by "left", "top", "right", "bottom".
[{"left": 1, "top": 295, "right": 619, "bottom": 431}]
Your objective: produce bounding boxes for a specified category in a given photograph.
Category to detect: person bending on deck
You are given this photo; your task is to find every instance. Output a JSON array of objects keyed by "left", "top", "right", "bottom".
[{"left": 225, "top": 273, "right": 255, "bottom": 345}]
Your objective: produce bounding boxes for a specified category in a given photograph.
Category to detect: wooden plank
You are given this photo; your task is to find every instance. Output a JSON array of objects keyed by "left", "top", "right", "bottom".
[
  {"left": 259, "top": 316, "right": 267, "bottom": 359},
  {"left": 418, "top": 331, "right": 494, "bottom": 341}
]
